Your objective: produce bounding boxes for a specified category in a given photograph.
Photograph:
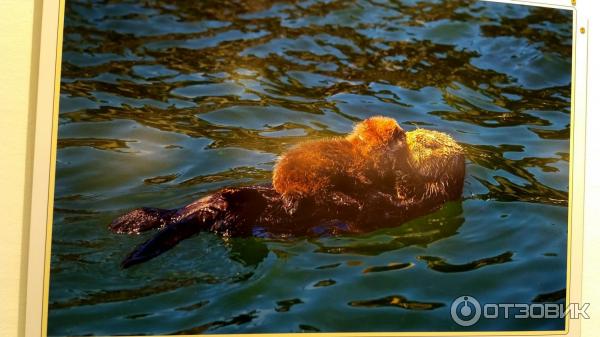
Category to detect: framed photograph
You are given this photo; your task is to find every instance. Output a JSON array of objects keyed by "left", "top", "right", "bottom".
[{"left": 26, "top": 0, "right": 589, "bottom": 336}]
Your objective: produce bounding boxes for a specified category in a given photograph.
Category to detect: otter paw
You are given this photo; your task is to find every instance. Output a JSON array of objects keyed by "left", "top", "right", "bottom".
[
  {"left": 281, "top": 195, "right": 301, "bottom": 215},
  {"left": 329, "top": 191, "right": 362, "bottom": 210}
]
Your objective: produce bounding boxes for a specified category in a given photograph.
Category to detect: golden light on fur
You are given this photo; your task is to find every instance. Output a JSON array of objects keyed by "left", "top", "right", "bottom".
[
  {"left": 406, "top": 129, "right": 463, "bottom": 178},
  {"left": 346, "top": 116, "right": 406, "bottom": 155},
  {"left": 272, "top": 117, "right": 465, "bottom": 214},
  {"left": 272, "top": 116, "right": 407, "bottom": 200},
  {"left": 405, "top": 128, "right": 465, "bottom": 199},
  {"left": 272, "top": 138, "right": 357, "bottom": 196}
]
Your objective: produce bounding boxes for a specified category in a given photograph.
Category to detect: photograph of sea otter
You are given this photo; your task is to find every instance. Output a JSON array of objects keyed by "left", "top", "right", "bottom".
[{"left": 48, "top": 0, "right": 572, "bottom": 335}]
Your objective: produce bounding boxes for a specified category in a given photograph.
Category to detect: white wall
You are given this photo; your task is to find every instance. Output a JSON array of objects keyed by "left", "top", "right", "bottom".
[{"left": 0, "top": 1, "right": 40, "bottom": 337}]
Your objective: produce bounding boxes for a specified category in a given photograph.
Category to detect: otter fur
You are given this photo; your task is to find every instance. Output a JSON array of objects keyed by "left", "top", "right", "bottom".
[
  {"left": 394, "top": 128, "right": 465, "bottom": 209},
  {"left": 110, "top": 118, "right": 465, "bottom": 268},
  {"left": 272, "top": 116, "right": 409, "bottom": 212}
]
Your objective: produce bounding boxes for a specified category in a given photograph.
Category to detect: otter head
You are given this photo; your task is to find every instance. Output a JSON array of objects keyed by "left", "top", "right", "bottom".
[
  {"left": 346, "top": 116, "right": 407, "bottom": 162},
  {"left": 405, "top": 129, "right": 465, "bottom": 200}
]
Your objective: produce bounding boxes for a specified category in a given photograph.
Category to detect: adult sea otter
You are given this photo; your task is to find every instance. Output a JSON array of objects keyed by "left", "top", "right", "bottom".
[{"left": 110, "top": 117, "right": 465, "bottom": 268}]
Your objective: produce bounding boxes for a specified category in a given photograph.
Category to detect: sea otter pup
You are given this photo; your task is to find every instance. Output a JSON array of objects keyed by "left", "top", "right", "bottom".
[
  {"left": 272, "top": 116, "right": 409, "bottom": 213},
  {"left": 110, "top": 119, "right": 465, "bottom": 268}
]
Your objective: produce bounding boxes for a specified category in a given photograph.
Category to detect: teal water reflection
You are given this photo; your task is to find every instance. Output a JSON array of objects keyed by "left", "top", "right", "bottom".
[{"left": 49, "top": 0, "right": 571, "bottom": 334}]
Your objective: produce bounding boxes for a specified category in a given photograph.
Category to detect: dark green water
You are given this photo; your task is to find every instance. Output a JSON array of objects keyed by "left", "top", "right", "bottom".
[{"left": 49, "top": 0, "right": 572, "bottom": 335}]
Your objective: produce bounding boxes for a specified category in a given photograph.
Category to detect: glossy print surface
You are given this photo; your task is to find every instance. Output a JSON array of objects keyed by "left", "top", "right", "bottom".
[{"left": 49, "top": 0, "right": 571, "bottom": 334}]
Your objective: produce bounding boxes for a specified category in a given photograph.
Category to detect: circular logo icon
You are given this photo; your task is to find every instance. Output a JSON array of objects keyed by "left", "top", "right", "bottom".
[{"left": 451, "top": 295, "right": 482, "bottom": 326}]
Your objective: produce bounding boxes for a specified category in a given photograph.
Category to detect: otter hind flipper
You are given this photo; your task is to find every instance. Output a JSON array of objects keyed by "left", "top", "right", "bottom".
[
  {"left": 109, "top": 207, "right": 177, "bottom": 234},
  {"left": 121, "top": 216, "right": 205, "bottom": 268},
  {"left": 119, "top": 187, "right": 273, "bottom": 268}
]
